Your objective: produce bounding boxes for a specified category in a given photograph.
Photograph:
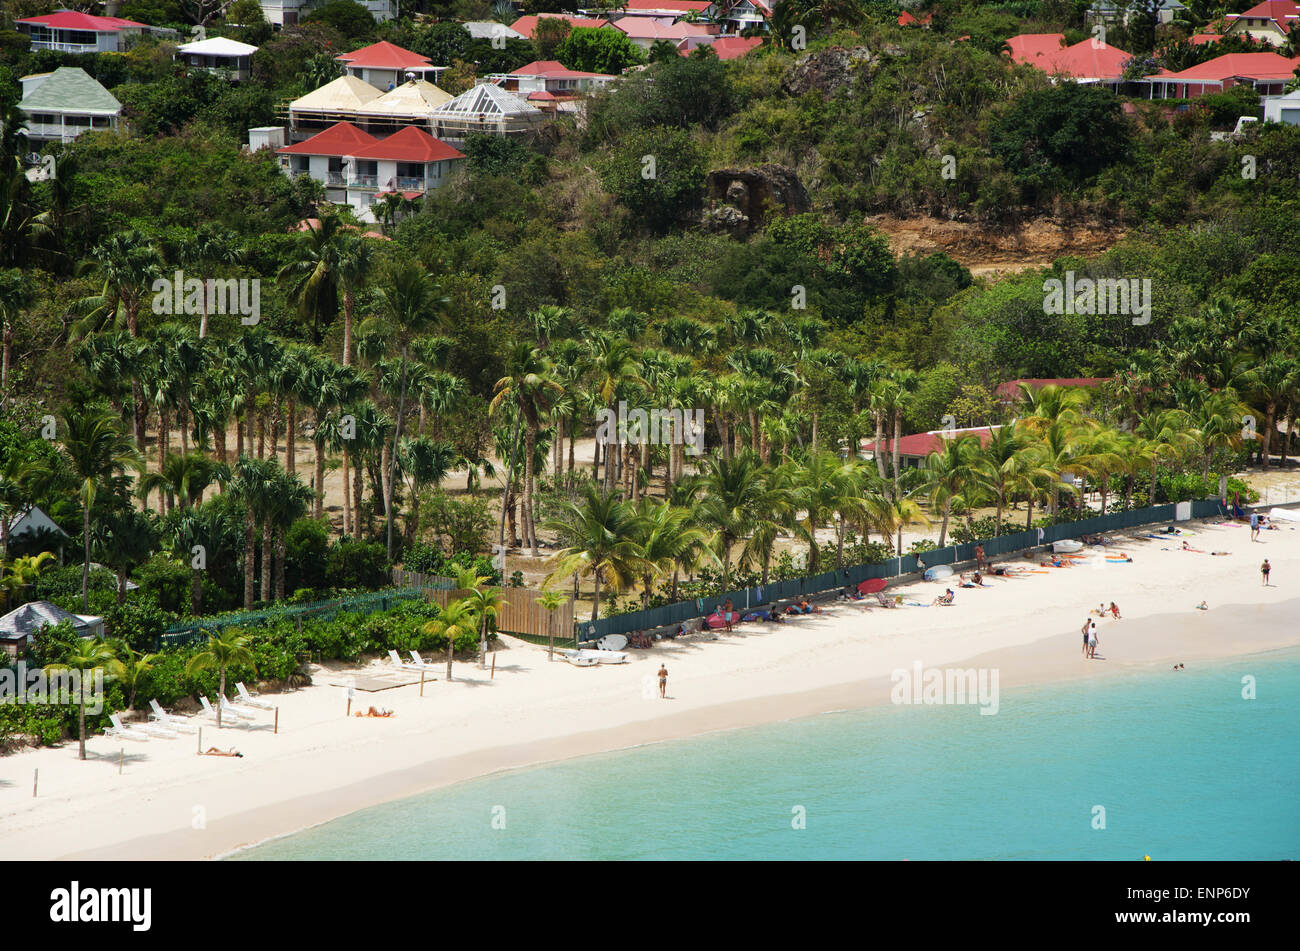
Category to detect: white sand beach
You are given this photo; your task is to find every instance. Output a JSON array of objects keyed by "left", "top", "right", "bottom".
[{"left": 2, "top": 516, "right": 1297, "bottom": 860}]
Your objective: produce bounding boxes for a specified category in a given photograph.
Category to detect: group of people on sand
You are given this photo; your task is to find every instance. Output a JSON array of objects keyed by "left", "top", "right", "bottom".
[{"left": 1080, "top": 600, "right": 1124, "bottom": 659}]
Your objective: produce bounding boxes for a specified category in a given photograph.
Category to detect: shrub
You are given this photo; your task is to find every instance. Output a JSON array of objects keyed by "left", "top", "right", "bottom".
[
  {"left": 132, "top": 554, "right": 190, "bottom": 614},
  {"left": 285, "top": 518, "right": 331, "bottom": 591},
  {"left": 325, "top": 539, "right": 389, "bottom": 590}
]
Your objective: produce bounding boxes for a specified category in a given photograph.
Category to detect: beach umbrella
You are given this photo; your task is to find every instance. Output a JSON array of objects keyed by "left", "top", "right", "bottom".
[{"left": 858, "top": 578, "right": 887, "bottom": 595}]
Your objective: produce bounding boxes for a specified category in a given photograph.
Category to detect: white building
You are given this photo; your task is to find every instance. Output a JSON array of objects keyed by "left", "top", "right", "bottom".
[
  {"left": 335, "top": 40, "right": 446, "bottom": 91},
  {"left": 176, "top": 36, "right": 258, "bottom": 82},
  {"left": 277, "top": 121, "right": 465, "bottom": 217},
  {"left": 13, "top": 11, "right": 156, "bottom": 53},
  {"left": 1264, "top": 88, "right": 1300, "bottom": 123},
  {"left": 17, "top": 68, "right": 121, "bottom": 150}
]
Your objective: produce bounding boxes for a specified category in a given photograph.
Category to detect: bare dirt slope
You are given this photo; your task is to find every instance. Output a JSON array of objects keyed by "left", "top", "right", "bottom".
[{"left": 868, "top": 215, "right": 1127, "bottom": 277}]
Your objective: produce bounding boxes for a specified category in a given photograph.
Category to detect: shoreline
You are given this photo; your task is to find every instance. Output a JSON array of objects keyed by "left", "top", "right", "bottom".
[
  {"left": 75, "top": 598, "right": 1300, "bottom": 861},
  {"left": 3, "top": 519, "right": 1298, "bottom": 861}
]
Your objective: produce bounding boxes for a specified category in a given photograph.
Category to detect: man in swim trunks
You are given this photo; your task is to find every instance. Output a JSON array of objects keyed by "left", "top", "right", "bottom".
[
  {"left": 975, "top": 544, "right": 986, "bottom": 572},
  {"left": 1087, "top": 621, "right": 1099, "bottom": 659},
  {"left": 1082, "top": 619, "right": 1090, "bottom": 657},
  {"left": 1261, "top": 559, "right": 1271, "bottom": 586},
  {"left": 658, "top": 664, "right": 668, "bottom": 698}
]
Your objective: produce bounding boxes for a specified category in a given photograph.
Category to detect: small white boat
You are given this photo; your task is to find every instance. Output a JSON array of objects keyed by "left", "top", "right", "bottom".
[
  {"left": 562, "top": 649, "right": 628, "bottom": 666},
  {"left": 562, "top": 650, "right": 599, "bottom": 667},
  {"left": 1053, "top": 539, "right": 1083, "bottom": 553},
  {"left": 596, "top": 634, "right": 628, "bottom": 651}
]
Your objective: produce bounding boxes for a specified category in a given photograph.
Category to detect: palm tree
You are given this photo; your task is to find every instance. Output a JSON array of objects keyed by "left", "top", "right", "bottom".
[
  {"left": 422, "top": 596, "right": 478, "bottom": 681},
  {"left": 456, "top": 568, "right": 504, "bottom": 668},
  {"left": 1134, "top": 409, "right": 1199, "bottom": 505},
  {"left": 228, "top": 455, "right": 279, "bottom": 607},
  {"left": 0, "top": 551, "right": 55, "bottom": 610},
  {"left": 396, "top": 436, "right": 457, "bottom": 546},
  {"left": 277, "top": 215, "right": 345, "bottom": 345},
  {"left": 537, "top": 588, "right": 568, "bottom": 661},
  {"left": 976, "top": 424, "right": 1032, "bottom": 535},
  {"left": 1195, "top": 390, "right": 1248, "bottom": 485},
  {"left": 543, "top": 483, "right": 644, "bottom": 621},
  {"left": 137, "top": 451, "right": 226, "bottom": 512},
  {"left": 334, "top": 234, "right": 374, "bottom": 367},
  {"left": 694, "top": 451, "right": 766, "bottom": 589},
  {"left": 784, "top": 451, "right": 868, "bottom": 572},
  {"left": 73, "top": 230, "right": 165, "bottom": 449},
  {"left": 176, "top": 224, "right": 243, "bottom": 339},
  {"left": 185, "top": 630, "right": 256, "bottom": 728},
  {"left": 491, "top": 342, "right": 563, "bottom": 556},
  {"left": 267, "top": 467, "right": 314, "bottom": 601},
  {"left": 631, "top": 498, "right": 713, "bottom": 607},
  {"left": 919, "top": 434, "right": 981, "bottom": 548},
  {"left": 368, "top": 262, "right": 447, "bottom": 559},
  {"left": 46, "top": 637, "right": 123, "bottom": 760},
  {"left": 90, "top": 505, "right": 158, "bottom": 604},
  {"left": 34, "top": 406, "right": 143, "bottom": 612},
  {"left": 114, "top": 640, "right": 159, "bottom": 711}
]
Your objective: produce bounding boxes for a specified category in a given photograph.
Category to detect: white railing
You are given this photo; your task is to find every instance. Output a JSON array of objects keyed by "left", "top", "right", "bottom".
[{"left": 28, "top": 40, "right": 100, "bottom": 53}]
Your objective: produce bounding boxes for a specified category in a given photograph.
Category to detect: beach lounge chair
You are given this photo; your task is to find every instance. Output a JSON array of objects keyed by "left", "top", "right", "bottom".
[
  {"left": 149, "top": 699, "right": 198, "bottom": 733},
  {"left": 199, "top": 696, "right": 249, "bottom": 723},
  {"left": 220, "top": 696, "right": 261, "bottom": 720},
  {"left": 387, "top": 648, "right": 429, "bottom": 673},
  {"left": 103, "top": 716, "right": 153, "bottom": 741},
  {"left": 110, "top": 712, "right": 175, "bottom": 740},
  {"left": 235, "top": 682, "right": 275, "bottom": 710},
  {"left": 406, "top": 651, "right": 440, "bottom": 675},
  {"left": 874, "top": 593, "right": 896, "bottom": 609}
]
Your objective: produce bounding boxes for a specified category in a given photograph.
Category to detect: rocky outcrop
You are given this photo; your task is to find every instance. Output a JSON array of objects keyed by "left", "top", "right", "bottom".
[
  {"left": 704, "top": 165, "right": 811, "bottom": 232},
  {"left": 781, "top": 46, "right": 872, "bottom": 97},
  {"left": 701, "top": 204, "right": 751, "bottom": 238}
]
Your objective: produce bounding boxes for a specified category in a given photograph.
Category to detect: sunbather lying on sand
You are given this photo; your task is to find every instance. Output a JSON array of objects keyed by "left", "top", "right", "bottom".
[
  {"left": 355, "top": 706, "right": 395, "bottom": 718},
  {"left": 784, "top": 599, "right": 821, "bottom": 615},
  {"left": 203, "top": 747, "right": 243, "bottom": 757}
]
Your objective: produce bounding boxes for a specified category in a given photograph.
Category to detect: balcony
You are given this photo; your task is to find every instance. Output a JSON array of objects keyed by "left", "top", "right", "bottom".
[
  {"left": 28, "top": 40, "right": 100, "bottom": 54},
  {"left": 395, "top": 177, "right": 426, "bottom": 191},
  {"left": 22, "top": 122, "right": 106, "bottom": 142},
  {"left": 327, "top": 171, "right": 346, "bottom": 185},
  {"left": 349, "top": 175, "right": 378, "bottom": 188}
]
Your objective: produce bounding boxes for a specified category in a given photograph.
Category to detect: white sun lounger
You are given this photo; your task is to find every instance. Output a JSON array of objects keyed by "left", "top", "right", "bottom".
[
  {"left": 406, "top": 651, "right": 439, "bottom": 675},
  {"left": 387, "top": 648, "right": 428, "bottom": 673},
  {"left": 220, "top": 696, "right": 261, "bottom": 720},
  {"left": 149, "top": 699, "right": 198, "bottom": 733},
  {"left": 110, "top": 712, "right": 175, "bottom": 740},
  {"left": 199, "top": 696, "right": 250, "bottom": 723},
  {"left": 235, "top": 682, "right": 275, "bottom": 710},
  {"left": 103, "top": 716, "right": 152, "bottom": 741}
]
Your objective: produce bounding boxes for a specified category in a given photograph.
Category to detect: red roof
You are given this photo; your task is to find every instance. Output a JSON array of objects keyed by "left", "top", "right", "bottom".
[
  {"left": 862, "top": 427, "right": 1000, "bottom": 458},
  {"left": 528, "top": 90, "right": 558, "bottom": 101},
  {"left": 336, "top": 41, "right": 432, "bottom": 69},
  {"left": 1225, "top": 1, "right": 1300, "bottom": 30},
  {"left": 511, "top": 14, "right": 607, "bottom": 38},
  {"left": 898, "top": 11, "right": 932, "bottom": 26},
  {"left": 16, "top": 12, "right": 147, "bottom": 30},
  {"left": 509, "top": 60, "right": 613, "bottom": 79},
  {"left": 1006, "top": 33, "right": 1066, "bottom": 66},
  {"left": 612, "top": 18, "right": 715, "bottom": 39},
  {"left": 352, "top": 126, "right": 465, "bottom": 163},
  {"left": 702, "top": 36, "right": 762, "bottom": 59},
  {"left": 1189, "top": 33, "right": 1222, "bottom": 45},
  {"left": 1152, "top": 51, "right": 1300, "bottom": 82},
  {"left": 277, "top": 122, "right": 377, "bottom": 157},
  {"left": 1047, "top": 39, "right": 1134, "bottom": 81},
  {"left": 994, "top": 378, "right": 1108, "bottom": 400},
  {"left": 625, "top": 0, "right": 714, "bottom": 9}
]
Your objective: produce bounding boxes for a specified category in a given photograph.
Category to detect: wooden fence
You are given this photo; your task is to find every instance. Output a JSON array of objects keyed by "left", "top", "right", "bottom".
[{"left": 420, "top": 586, "right": 575, "bottom": 640}]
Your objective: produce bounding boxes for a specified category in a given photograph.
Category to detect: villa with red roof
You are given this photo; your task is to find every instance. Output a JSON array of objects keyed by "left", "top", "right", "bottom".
[
  {"left": 717, "top": 0, "right": 772, "bottom": 33},
  {"left": 511, "top": 14, "right": 609, "bottom": 38},
  {"left": 1222, "top": 1, "right": 1300, "bottom": 47},
  {"left": 277, "top": 122, "right": 465, "bottom": 218},
  {"left": 490, "top": 61, "right": 617, "bottom": 99},
  {"left": 336, "top": 41, "right": 446, "bottom": 91},
  {"left": 1006, "top": 33, "right": 1134, "bottom": 87},
  {"left": 13, "top": 11, "right": 163, "bottom": 53},
  {"left": 681, "top": 35, "right": 763, "bottom": 59},
  {"left": 608, "top": 17, "right": 718, "bottom": 50},
  {"left": 1142, "top": 51, "right": 1300, "bottom": 97},
  {"left": 861, "top": 427, "right": 1001, "bottom": 468}
]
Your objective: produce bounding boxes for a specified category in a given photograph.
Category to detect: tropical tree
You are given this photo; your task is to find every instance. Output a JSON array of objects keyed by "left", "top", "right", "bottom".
[
  {"left": 46, "top": 637, "right": 123, "bottom": 760},
  {"left": 185, "top": 629, "right": 256, "bottom": 728},
  {"left": 631, "top": 498, "right": 714, "bottom": 607},
  {"left": 34, "top": 406, "right": 143, "bottom": 612},
  {"left": 277, "top": 215, "right": 345, "bottom": 345},
  {"left": 0, "top": 268, "right": 34, "bottom": 411},
  {"left": 491, "top": 342, "right": 563, "bottom": 556},
  {"left": 114, "top": 640, "right": 159, "bottom": 711},
  {"left": 422, "top": 596, "right": 478, "bottom": 682},
  {"left": 919, "top": 434, "right": 983, "bottom": 548},
  {"left": 694, "top": 451, "right": 767, "bottom": 588},
  {"left": 543, "top": 483, "right": 645, "bottom": 621},
  {"left": 90, "top": 505, "right": 158, "bottom": 603},
  {"left": 537, "top": 587, "right": 568, "bottom": 661},
  {"left": 784, "top": 451, "right": 868, "bottom": 572}
]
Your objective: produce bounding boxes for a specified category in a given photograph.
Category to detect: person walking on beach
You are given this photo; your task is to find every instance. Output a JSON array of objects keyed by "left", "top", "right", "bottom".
[
  {"left": 1082, "top": 618, "right": 1091, "bottom": 657},
  {"left": 1261, "top": 559, "right": 1271, "bottom": 586},
  {"left": 1087, "top": 621, "right": 1099, "bottom": 659},
  {"left": 658, "top": 664, "right": 668, "bottom": 698},
  {"left": 1249, "top": 512, "right": 1259, "bottom": 541},
  {"left": 975, "top": 544, "right": 986, "bottom": 572}
]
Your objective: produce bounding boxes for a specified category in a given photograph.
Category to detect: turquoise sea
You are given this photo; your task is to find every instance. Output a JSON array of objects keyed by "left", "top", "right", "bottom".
[{"left": 232, "top": 648, "right": 1300, "bottom": 860}]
